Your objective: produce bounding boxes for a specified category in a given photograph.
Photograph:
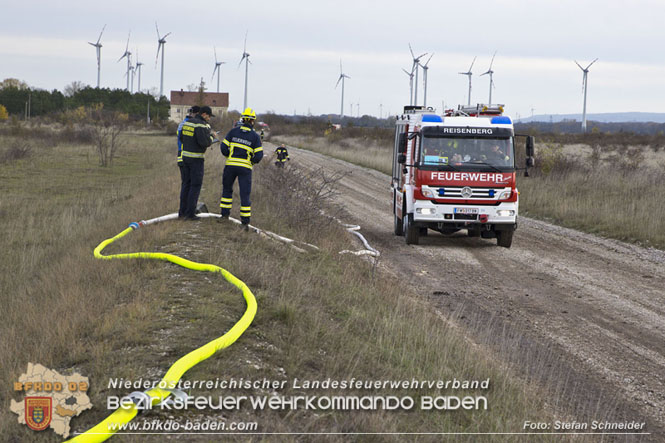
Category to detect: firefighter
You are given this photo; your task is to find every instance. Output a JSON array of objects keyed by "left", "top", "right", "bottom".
[
  {"left": 218, "top": 107, "right": 263, "bottom": 229},
  {"left": 274, "top": 144, "right": 290, "bottom": 167},
  {"left": 486, "top": 144, "right": 510, "bottom": 164},
  {"left": 177, "top": 105, "right": 199, "bottom": 168},
  {"left": 445, "top": 139, "right": 459, "bottom": 154},
  {"left": 179, "top": 106, "right": 215, "bottom": 220},
  {"left": 445, "top": 139, "right": 466, "bottom": 162}
]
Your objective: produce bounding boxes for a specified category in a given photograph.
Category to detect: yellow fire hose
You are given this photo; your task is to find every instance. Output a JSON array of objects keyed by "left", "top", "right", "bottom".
[{"left": 66, "top": 216, "right": 257, "bottom": 442}]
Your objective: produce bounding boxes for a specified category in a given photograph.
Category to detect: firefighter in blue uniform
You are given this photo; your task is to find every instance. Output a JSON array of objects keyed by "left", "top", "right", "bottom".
[
  {"left": 274, "top": 144, "right": 289, "bottom": 167},
  {"left": 219, "top": 107, "right": 263, "bottom": 229},
  {"left": 177, "top": 106, "right": 199, "bottom": 168},
  {"left": 179, "top": 106, "right": 215, "bottom": 220}
]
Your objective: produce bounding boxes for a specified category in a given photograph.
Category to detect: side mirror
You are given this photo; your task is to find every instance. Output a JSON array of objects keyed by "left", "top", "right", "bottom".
[
  {"left": 397, "top": 154, "right": 406, "bottom": 164},
  {"left": 526, "top": 136, "right": 535, "bottom": 157},
  {"left": 398, "top": 133, "right": 407, "bottom": 154},
  {"left": 524, "top": 157, "right": 534, "bottom": 177}
]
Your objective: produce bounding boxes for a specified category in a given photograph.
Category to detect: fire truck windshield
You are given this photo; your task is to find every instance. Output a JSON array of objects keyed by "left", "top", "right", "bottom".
[{"left": 420, "top": 136, "right": 514, "bottom": 170}]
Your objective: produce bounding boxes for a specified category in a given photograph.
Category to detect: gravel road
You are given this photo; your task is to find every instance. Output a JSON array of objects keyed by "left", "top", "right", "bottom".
[{"left": 281, "top": 143, "right": 665, "bottom": 441}]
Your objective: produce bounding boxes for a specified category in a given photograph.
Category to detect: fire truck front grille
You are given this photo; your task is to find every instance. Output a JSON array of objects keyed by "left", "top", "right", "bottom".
[{"left": 438, "top": 187, "right": 502, "bottom": 199}]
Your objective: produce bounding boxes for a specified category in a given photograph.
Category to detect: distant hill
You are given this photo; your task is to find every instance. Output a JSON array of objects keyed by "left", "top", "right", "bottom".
[{"left": 519, "top": 112, "right": 665, "bottom": 124}]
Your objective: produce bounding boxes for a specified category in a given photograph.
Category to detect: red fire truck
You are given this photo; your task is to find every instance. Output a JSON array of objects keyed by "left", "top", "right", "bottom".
[{"left": 391, "top": 104, "right": 535, "bottom": 247}]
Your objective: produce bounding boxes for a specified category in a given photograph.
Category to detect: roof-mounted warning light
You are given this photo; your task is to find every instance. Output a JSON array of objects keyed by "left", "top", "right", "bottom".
[
  {"left": 403, "top": 105, "right": 436, "bottom": 114},
  {"left": 451, "top": 104, "right": 505, "bottom": 117}
]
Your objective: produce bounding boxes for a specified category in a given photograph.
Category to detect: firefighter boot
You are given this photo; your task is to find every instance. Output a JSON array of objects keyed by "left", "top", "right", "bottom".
[{"left": 217, "top": 209, "right": 229, "bottom": 224}]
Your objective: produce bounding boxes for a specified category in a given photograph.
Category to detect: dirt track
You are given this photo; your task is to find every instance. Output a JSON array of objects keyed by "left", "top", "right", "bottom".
[{"left": 283, "top": 143, "right": 665, "bottom": 440}]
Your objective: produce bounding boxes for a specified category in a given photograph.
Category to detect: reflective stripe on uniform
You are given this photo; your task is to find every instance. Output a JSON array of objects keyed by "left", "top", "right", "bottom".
[
  {"left": 181, "top": 151, "right": 205, "bottom": 158},
  {"left": 220, "top": 197, "right": 232, "bottom": 209},
  {"left": 181, "top": 122, "right": 210, "bottom": 137},
  {"left": 229, "top": 143, "right": 253, "bottom": 168},
  {"left": 225, "top": 159, "right": 253, "bottom": 169},
  {"left": 240, "top": 206, "right": 251, "bottom": 217}
]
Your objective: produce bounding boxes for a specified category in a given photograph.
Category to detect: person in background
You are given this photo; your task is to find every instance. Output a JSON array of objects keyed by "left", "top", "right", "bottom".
[
  {"left": 179, "top": 106, "right": 215, "bottom": 220},
  {"left": 487, "top": 144, "right": 509, "bottom": 164},
  {"left": 274, "top": 144, "right": 290, "bottom": 167},
  {"left": 218, "top": 107, "right": 263, "bottom": 229}
]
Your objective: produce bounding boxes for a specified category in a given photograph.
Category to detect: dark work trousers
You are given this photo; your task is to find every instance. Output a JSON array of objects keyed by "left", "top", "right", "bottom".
[
  {"left": 220, "top": 165, "right": 252, "bottom": 224},
  {"left": 179, "top": 157, "right": 205, "bottom": 218}
]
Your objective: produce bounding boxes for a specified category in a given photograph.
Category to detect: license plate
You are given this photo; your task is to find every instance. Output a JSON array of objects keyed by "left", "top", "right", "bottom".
[{"left": 454, "top": 208, "right": 479, "bottom": 214}]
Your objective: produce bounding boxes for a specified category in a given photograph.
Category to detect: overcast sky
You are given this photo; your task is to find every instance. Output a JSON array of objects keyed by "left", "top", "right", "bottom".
[{"left": 2, "top": 0, "right": 664, "bottom": 120}]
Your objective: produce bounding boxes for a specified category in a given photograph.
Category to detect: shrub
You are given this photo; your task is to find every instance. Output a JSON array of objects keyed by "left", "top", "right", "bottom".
[
  {"left": 256, "top": 163, "right": 345, "bottom": 239},
  {"left": 0, "top": 140, "right": 32, "bottom": 163}
]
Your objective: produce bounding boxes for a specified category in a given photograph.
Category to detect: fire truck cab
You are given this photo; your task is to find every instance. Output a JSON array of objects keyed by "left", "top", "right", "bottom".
[{"left": 391, "top": 104, "right": 535, "bottom": 247}]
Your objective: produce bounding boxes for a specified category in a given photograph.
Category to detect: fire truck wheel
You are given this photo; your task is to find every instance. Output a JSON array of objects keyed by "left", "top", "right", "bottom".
[
  {"left": 404, "top": 214, "right": 420, "bottom": 245},
  {"left": 467, "top": 228, "right": 481, "bottom": 237},
  {"left": 394, "top": 213, "right": 404, "bottom": 236},
  {"left": 496, "top": 230, "right": 513, "bottom": 248},
  {"left": 419, "top": 227, "right": 428, "bottom": 236}
]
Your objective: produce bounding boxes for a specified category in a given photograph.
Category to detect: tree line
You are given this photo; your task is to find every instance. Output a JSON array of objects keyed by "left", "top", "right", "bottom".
[
  {"left": 0, "top": 78, "right": 170, "bottom": 122},
  {"left": 515, "top": 120, "right": 665, "bottom": 135}
]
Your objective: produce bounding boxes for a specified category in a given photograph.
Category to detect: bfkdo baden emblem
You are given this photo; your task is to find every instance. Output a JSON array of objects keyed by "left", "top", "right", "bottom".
[{"left": 25, "top": 397, "right": 52, "bottom": 431}]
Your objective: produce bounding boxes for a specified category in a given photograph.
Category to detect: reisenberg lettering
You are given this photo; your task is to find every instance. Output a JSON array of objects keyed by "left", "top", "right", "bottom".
[{"left": 441, "top": 127, "right": 493, "bottom": 135}]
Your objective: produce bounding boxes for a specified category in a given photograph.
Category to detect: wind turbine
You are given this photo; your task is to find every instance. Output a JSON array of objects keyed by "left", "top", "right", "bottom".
[
  {"left": 212, "top": 47, "right": 225, "bottom": 93},
  {"left": 335, "top": 60, "right": 350, "bottom": 119},
  {"left": 420, "top": 53, "right": 434, "bottom": 107},
  {"left": 409, "top": 44, "right": 427, "bottom": 106},
  {"left": 118, "top": 32, "right": 132, "bottom": 91},
  {"left": 155, "top": 22, "right": 171, "bottom": 98},
  {"left": 459, "top": 56, "right": 476, "bottom": 106},
  {"left": 135, "top": 49, "right": 143, "bottom": 93},
  {"left": 480, "top": 51, "right": 497, "bottom": 105},
  {"left": 402, "top": 67, "right": 414, "bottom": 105},
  {"left": 88, "top": 24, "right": 105, "bottom": 88},
  {"left": 575, "top": 58, "right": 598, "bottom": 133},
  {"left": 129, "top": 64, "right": 135, "bottom": 93},
  {"left": 238, "top": 32, "right": 251, "bottom": 110}
]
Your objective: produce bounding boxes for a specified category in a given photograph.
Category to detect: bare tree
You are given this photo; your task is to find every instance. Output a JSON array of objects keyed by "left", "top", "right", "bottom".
[
  {"left": 87, "top": 104, "right": 128, "bottom": 167},
  {"left": 0, "top": 78, "right": 29, "bottom": 90},
  {"left": 64, "top": 81, "right": 87, "bottom": 97},
  {"left": 196, "top": 78, "right": 207, "bottom": 106}
]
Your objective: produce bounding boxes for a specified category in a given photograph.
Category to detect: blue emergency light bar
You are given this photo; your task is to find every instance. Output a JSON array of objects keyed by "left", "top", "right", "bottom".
[
  {"left": 491, "top": 116, "right": 512, "bottom": 124},
  {"left": 422, "top": 114, "right": 443, "bottom": 123}
]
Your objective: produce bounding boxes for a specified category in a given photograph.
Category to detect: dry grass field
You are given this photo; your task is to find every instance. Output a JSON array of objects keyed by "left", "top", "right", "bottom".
[{"left": 1, "top": 125, "right": 581, "bottom": 441}]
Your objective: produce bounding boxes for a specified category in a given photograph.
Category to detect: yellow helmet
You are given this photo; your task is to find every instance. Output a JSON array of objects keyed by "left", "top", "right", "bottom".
[{"left": 241, "top": 107, "right": 256, "bottom": 120}]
